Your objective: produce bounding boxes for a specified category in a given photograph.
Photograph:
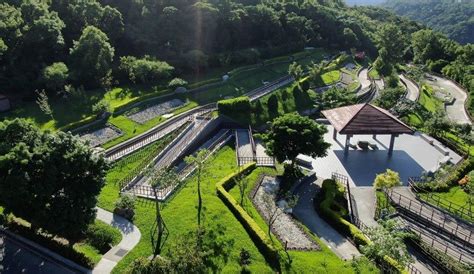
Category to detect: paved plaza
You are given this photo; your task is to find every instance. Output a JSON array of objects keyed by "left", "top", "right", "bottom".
[{"left": 307, "top": 125, "right": 462, "bottom": 187}]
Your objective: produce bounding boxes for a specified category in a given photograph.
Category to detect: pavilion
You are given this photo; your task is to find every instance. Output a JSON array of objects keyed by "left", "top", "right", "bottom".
[{"left": 321, "top": 103, "right": 414, "bottom": 156}]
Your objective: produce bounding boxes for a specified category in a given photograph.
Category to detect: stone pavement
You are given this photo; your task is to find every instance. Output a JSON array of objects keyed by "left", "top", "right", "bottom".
[
  {"left": 93, "top": 208, "right": 141, "bottom": 274},
  {"left": 292, "top": 177, "right": 361, "bottom": 260},
  {"left": 350, "top": 187, "right": 378, "bottom": 227}
]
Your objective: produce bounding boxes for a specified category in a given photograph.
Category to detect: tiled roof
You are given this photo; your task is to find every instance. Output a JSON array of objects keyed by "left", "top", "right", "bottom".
[{"left": 321, "top": 103, "right": 414, "bottom": 135}]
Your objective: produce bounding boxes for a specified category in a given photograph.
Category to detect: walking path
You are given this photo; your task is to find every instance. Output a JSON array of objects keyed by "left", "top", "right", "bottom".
[
  {"left": 399, "top": 74, "right": 419, "bottom": 101},
  {"left": 425, "top": 74, "right": 472, "bottom": 125},
  {"left": 357, "top": 68, "right": 371, "bottom": 91},
  {"left": 350, "top": 187, "right": 378, "bottom": 227},
  {"left": 93, "top": 208, "right": 141, "bottom": 274},
  {"left": 292, "top": 178, "right": 361, "bottom": 260}
]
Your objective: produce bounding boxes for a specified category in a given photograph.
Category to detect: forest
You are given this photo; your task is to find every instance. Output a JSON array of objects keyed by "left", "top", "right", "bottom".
[
  {"left": 383, "top": 0, "right": 474, "bottom": 45},
  {"left": 1, "top": 0, "right": 422, "bottom": 96}
]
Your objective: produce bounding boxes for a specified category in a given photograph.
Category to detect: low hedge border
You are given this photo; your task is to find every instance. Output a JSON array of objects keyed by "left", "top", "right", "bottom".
[
  {"left": 215, "top": 163, "right": 281, "bottom": 271},
  {"left": 315, "top": 179, "right": 406, "bottom": 273}
]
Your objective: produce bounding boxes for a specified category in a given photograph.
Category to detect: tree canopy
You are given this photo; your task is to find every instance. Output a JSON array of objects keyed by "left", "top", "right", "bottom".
[
  {"left": 263, "top": 113, "right": 330, "bottom": 165},
  {"left": 0, "top": 119, "right": 108, "bottom": 241}
]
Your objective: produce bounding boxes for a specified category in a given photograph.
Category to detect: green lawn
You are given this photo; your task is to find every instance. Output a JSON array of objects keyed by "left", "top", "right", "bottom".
[
  {"left": 100, "top": 146, "right": 274, "bottom": 273},
  {"left": 405, "top": 84, "right": 444, "bottom": 127},
  {"left": 321, "top": 70, "right": 342, "bottom": 85},
  {"left": 368, "top": 69, "right": 380, "bottom": 80},
  {"left": 418, "top": 186, "right": 473, "bottom": 222},
  {"left": 228, "top": 167, "right": 379, "bottom": 273}
]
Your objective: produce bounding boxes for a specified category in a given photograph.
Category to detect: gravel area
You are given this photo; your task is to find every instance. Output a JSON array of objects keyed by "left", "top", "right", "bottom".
[
  {"left": 252, "top": 176, "right": 319, "bottom": 250},
  {"left": 80, "top": 125, "right": 122, "bottom": 147},
  {"left": 128, "top": 99, "right": 185, "bottom": 124},
  {"left": 341, "top": 72, "right": 353, "bottom": 85}
]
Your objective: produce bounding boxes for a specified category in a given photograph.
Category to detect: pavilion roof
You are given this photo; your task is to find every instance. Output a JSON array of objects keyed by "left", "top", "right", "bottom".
[{"left": 321, "top": 103, "right": 414, "bottom": 135}]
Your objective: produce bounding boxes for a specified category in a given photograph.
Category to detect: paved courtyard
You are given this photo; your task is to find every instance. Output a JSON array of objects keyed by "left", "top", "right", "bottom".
[{"left": 307, "top": 125, "right": 462, "bottom": 187}]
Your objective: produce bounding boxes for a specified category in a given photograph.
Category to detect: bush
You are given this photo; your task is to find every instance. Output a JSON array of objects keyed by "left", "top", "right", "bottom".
[
  {"left": 267, "top": 94, "right": 279, "bottom": 115},
  {"left": 114, "top": 194, "right": 136, "bottom": 221},
  {"left": 217, "top": 96, "right": 251, "bottom": 116},
  {"left": 92, "top": 99, "right": 111, "bottom": 115},
  {"left": 215, "top": 163, "right": 281, "bottom": 271},
  {"left": 415, "top": 158, "right": 474, "bottom": 192},
  {"left": 168, "top": 78, "right": 188, "bottom": 90},
  {"left": 86, "top": 221, "right": 122, "bottom": 254}
]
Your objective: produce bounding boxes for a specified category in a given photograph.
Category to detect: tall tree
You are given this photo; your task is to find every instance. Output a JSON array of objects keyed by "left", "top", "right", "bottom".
[
  {"left": 263, "top": 113, "right": 330, "bottom": 168},
  {"left": 42, "top": 62, "right": 69, "bottom": 92},
  {"left": 185, "top": 149, "right": 210, "bottom": 230},
  {"left": 0, "top": 119, "right": 107, "bottom": 242},
  {"left": 69, "top": 26, "right": 114, "bottom": 87},
  {"left": 147, "top": 168, "right": 179, "bottom": 257},
  {"left": 35, "top": 90, "right": 53, "bottom": 120}
]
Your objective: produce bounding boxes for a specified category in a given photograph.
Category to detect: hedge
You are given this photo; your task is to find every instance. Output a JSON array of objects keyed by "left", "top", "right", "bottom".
[
  {"left": 86, "top": 221, "right": 122, "bottom": 254},
  {"left": 217, "top": 96, "right": 251, "bottom": 116},
  {"left": 215, "top": 163, "right": 281, "bottom": 271},
  {"left": 316, "top": 179, "right": 405, "bottom": 273}
]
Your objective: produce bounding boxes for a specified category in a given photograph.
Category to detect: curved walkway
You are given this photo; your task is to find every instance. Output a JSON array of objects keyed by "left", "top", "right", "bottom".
[
  {"left": 357, "top": 68, "right": 371, "bottom": 91},
  {"left": 292, "top": 177, "right": 361, "bottom": 260},
  {"left": 399, "top": 74, "right": 419, "bottom": 102},
  {"left": 93, "top": 208, "right": 141, "bottom": 274},
  {"left": 426, "top": 74, "right": 472, "bottom": 125}
]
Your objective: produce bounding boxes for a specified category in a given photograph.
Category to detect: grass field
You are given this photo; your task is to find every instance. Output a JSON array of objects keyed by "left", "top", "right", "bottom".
[
  {"left": 418, "top": 186, "right": 473, "bottom": 222},
  {"left": 321, "top": 70, "right": 342, "bottom": 85},
  {"left": 406, "top": 84, "right": 444, "bottom": 126},
  {"left": 228, "top": 167, "right": 379, "bottom": 273},
  {"left": 100, "top": 146, "right": 274, "bottom": 273}
]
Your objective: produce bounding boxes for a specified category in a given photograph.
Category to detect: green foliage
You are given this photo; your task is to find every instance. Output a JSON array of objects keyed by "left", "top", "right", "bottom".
[
  {"left": 119, "top": 56, "right": 174, "bottom": 84},
  {"left": 216, "top": 163, "right": 281, "bottom": 271},
  {"left": 86, "top": 221, "right": 122, "bottom": 253},
  {"left": 317, "top": 179, "right": 369, "bottom": 247},
  {"left": 374, "top": 87, "right": 405, "bottom": 110},
  {"left": 288, "top": 62, "right": 303, "bottom": 80},
  {"left": 217, "top": 96, "right": 251, "bottom": 118},
  {"left": 384, "top": 0, "right": 474, "bottom": 44},
  {"left": 263, "top": 113, "right": 330, "bottom": 164},
  {"left": 69, "top": 26, "right": 114, "bottom": 87},
  {"left": 316, "top": 87, "right": 356, "bottom": 110},
  {"left": 168, "top": 78, "right": 188, "bottom": 90},
  {"left": 0, "top": 119, "right": 107, "bottom": 242},
  {"left": 92, "top": 99, "right": 111, "bottom": 115},
  {"left": 42, "top": 62, "right": 69, "bottom": 92},
  {"left": 373, "top": 169, "right": 402, "bottom": 191}
]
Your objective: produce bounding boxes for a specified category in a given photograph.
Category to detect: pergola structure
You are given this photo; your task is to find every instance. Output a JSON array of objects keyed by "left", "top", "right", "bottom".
[{"left": 322, "top": 103, "right": 414, "bottom": 156}]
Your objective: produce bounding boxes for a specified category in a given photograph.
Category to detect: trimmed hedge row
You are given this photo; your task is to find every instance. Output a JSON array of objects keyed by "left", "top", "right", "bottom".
[
  {"left": 215, "top": 163, "right": 281, "bottom": 271},
  {"left": 316, "top": 179, "right": 405, "bottom": 273},
  {"left": 217, "top": 96, "right": 251, "bottom": 116}
]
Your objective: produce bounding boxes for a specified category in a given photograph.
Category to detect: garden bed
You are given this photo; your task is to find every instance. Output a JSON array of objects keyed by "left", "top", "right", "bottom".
[
  {"left": 252, "top": 176, "right": 319, "bottom": 251},
  {"left": 127, "top": 99, "right": 185, "bottom": 124}
]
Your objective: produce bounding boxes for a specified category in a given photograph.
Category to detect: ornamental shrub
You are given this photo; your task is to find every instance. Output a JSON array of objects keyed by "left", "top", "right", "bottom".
[
  {"left": 86, "top": 221, "right": 121, "bottom": 253},
  {"left": 217, "top": 96, "right": 251, "bottom": 116}
]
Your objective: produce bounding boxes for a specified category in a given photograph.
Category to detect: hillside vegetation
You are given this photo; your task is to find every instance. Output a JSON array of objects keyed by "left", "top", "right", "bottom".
[{"left": 383, "top": 0, "right": 474, "bottom": 44}]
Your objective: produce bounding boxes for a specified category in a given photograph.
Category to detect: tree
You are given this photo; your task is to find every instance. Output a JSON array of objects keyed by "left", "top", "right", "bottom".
[
  {"left": 185, "top": 149, "right": 210, "bottom": 229},
  {"left": 184, "top": 50, "right": 209, "bottom": 73},
  {"left": 307, "top": 62, "right": 323, "bottom": 85},
  {"left": 318, "top": 87, "right": 356, "bottom": 110},
  {"left": 375, "top": 24, "right": 406, "bottom": 74},
  {"left": 147, "top": 168, "right": 179, "bottom": 257},
  {"left": 42, "top": 62, "right": 68, "bottom": 92},
  {"left": 168, "top": 78, "right": 188, "bottom": 90},
  {"left": 36, "top": 90, "right": 53, "bottom": 120},
  {"left": 0, "top": 119, "right": 107, "bottom": 242},
  {"left": 288, "top": 62, "right": 303, "bottom": 80},
  {"left": 373, "top": 169, "right": 401, "bottom": 201},
  {"left": 362, "top": 219, "right": 413, "bottom": 269},
  {"left": 425, "top": 112, "right": 452, "bottom": 137},
  {"left": 263, "top": 113, "right": 330, "bottom": 168},
  {"left": 119, "top": 56, "right": 174, "bottom": 84},
  {"left": 69, "top": 26, "right": 114, "bottom": 87},
  {"left": 235, "top": 175, "right": 249, "bottom": 206}
]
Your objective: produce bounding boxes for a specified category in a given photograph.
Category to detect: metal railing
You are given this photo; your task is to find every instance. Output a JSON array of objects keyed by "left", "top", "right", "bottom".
[
  {"left": 237, "top": 156, "right": 275, "bottom": 167},
  {"left": 387, "top": 190, "right": 473, "bottom": 246},
  {"left": 332, "top": 172, "right": 355, "bottom": 223},
  {"left": 408, "top": 180, "right": 473, "bottom": 224}
]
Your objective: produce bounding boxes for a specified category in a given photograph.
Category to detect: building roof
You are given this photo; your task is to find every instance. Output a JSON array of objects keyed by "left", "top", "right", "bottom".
[{"left": 321, "top": 103, "right": 414, "bottom": 135}]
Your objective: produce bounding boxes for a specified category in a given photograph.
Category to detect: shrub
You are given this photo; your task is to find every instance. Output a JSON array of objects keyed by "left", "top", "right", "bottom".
[
  {"left": 92, "top": 99, "right": 111, "bottom": 115},
  {"left": 215, "top": 163, "right": 281, "bottom": 271},
  {"left": 217, "top": 96, "right": 251, "bottom": 116},
  {"left": 267, "top": 94, "right": 279, "bottom": 115},
  {"left": 168, "top": 78, "right": 188, "bottom": 90},
  {"left": 114, "top": 194, "right": 136, "bottom": 221},
  {"left": 86, "top": 221, "right": 122, "bottom": 254}
]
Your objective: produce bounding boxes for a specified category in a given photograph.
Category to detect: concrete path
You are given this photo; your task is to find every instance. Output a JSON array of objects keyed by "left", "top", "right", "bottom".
[
  {"left": 93, "top": 208, "right": 141, "bottom": 274},
  {"left": 292, "top": 178, "right": 361, "bottom": 260},
  {"left": 236, "top": 129, "right": 253, "bottom": 157},
  {"left": 399, "top": 74, "right": 419, "bottom": 101},
  {"left": 357, "top": 68, "right": 371, "bottom": 90},
  {"left": 426, "top": 74, "right": 472, "bottom": 125},
  {"left": 350, "top": 187, "right": 378, "bottom": 227}
]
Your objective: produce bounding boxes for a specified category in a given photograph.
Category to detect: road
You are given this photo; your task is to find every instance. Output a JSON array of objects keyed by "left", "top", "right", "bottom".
[
  {"left": 399, "top": 74, "right": 419, "bottom": 101},
  {"left": 425, "top": 74, "right": 472, "bottom": 125}
]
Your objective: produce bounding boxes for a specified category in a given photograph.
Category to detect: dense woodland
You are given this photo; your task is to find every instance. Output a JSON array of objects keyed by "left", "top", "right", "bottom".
[
  {"left": 1, "top": 0, "right": 421, "bottom": 95},
  {"left": 383, "top": 0, "right": 474, "bottom": 45}
]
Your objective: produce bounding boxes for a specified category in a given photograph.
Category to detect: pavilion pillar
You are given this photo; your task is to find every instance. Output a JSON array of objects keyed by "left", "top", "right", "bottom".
[
  {"left": 372, "top": 134, "right": 377, "bottom": 140},
  {"left": 388, "top": 134, "right": 398, "bottom": 156},
  {"left": 333, "top": 128, "right": 338, "bottom": 140},
  {"left": 344, "top": 134, "right": 352, "bottom": 155}
]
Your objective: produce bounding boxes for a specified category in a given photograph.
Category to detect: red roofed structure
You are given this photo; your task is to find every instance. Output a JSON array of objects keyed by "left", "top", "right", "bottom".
[{"left": 322, "top": 103, "right": 414, "bottom": 155}]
